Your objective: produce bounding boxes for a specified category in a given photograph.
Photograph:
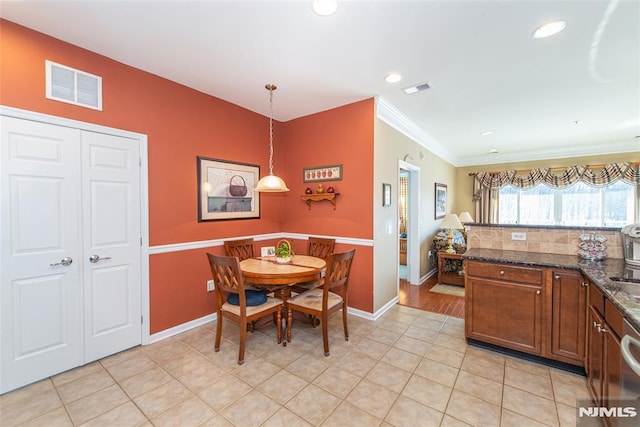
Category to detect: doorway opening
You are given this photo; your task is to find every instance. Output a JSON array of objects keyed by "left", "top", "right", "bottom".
[{"left": 398, "top": 160, "right": 420, "bottom": 285}]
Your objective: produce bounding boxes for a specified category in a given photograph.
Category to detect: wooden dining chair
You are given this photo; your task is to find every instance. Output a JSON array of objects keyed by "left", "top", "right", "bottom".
[
  {"left": 223, "top": 238, "right": 256, "bottom": 261},
  {"left": 286, "top": 249, "right": 355, "bottom": 356},
  {"left": 290, "top": 237, "right": 336, "bottom": 294},
  {"left": 207, "top": 253, "right": 283, "bottom": 365}
]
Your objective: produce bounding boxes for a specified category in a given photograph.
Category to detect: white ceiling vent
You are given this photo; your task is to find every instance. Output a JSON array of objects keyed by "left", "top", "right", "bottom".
[
  {"left": 45, "top": 60, "right": 102, "bottom": 110},
  {"left": 403, "top": 82, "right": 431, "bottom": 95}
]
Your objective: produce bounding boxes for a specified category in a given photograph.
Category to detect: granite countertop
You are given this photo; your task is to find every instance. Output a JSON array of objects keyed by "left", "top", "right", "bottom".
[{"left": 463, "top": 248, "right": 640, "bottom": 332}]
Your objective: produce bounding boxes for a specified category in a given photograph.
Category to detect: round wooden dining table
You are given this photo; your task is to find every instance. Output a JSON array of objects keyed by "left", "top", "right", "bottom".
[{"left": 240, "top": 255, "right": 326, "bottom": 297}]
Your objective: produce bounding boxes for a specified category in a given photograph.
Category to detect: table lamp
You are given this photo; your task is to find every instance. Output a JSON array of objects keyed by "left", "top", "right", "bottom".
[
  {"left": 440, "top": 213, "right": 464, "bottom": 254},
  {"left": 458, "top": 211, "right": 474, "bottom": 234}
]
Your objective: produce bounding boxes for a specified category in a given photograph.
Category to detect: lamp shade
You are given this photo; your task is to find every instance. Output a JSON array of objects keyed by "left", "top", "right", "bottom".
[
  {"left": 254, "top": 174, "right": 290, "bottom": 192},
  {"left": 440, "top": 213, "right": 463, "bottom": 230},
  {"left": 458, "top": 211, "right": 474, "bottom": 223}
]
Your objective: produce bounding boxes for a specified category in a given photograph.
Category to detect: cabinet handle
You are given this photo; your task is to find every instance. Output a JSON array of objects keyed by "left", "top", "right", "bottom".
[
  {"left": 581, "top": 282, "right": 588, "bottom": 288},
  {"left": 597, "top": 325, "right": 608, "bottom": 334},
  {"left": 499, "top": 270, "right": 505, "bottom": 276},
  {"left": 594, "top": 322, "right": 601, "bottom": 329},
  {"left": 554, "top": 275, "right": 560, "bottom": 280},
  {"left": 536, "top": 290, "right": 541, "bottom": 295}
]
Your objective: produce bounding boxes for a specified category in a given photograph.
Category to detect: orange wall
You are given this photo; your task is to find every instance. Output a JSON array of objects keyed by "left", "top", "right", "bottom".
[
  {"left": 280, "top": 101, "right": 375, "bottom": 311},
  {"left": 0, "top": 19, "right": 376, "bottom": 332}
]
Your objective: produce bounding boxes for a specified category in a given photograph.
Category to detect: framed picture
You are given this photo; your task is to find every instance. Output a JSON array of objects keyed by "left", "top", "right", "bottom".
[
  {"left": 303, "top": 164, "right": 342, "bottom": 182},
  {"left": 197, "top": 157, "right": 260, "bottom": 221},
  {"left": 382, "top": 183, "right": 392, "bottom": 207},
  {"left": 260, "top": 246, "right": 275, "bottom": 257},
  {"left": 435, "top": 182, "right": 447, "bottom": 219}
]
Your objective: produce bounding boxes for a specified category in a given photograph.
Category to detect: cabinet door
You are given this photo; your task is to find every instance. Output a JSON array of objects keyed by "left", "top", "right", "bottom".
[
  {"left": 605, "top": 328, "right": 622, "bottom": 427},
  {"left": 550, "top": 270, "right": 587, "bottom": 365},
  {"left": 466, "top": 277, "right": 543, "bottom": 354},
  {"left": 587, "top": 306, "right": 605, "bottom": 406}
]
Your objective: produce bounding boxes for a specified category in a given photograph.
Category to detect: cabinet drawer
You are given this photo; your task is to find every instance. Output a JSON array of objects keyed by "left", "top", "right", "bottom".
[
  {"left": 604, "top": 299, "right": 623, "bottom": 338},
  {"left": 466, "top": 261, "right": 543, "bottom": 285}
]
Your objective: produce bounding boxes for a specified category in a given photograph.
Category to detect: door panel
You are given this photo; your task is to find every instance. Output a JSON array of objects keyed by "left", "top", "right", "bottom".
[
  {"left": 1, "top": 117, "right": 83, "bottom": 393},
  {"left": 1, "top": 116, "right": 143, "bottom": 393},
  {"left": 82, "top": 131, "right": 141, "bottom": 362}
]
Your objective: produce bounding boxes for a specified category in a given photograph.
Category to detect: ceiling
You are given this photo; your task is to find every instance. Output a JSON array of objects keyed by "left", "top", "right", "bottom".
[{"left": 1, "top": 0, "right": 638, "bottom": 166}]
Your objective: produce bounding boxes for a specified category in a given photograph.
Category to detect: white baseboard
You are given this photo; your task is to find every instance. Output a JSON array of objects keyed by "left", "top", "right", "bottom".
[
  {"left": 148, "top": 313, "right": 217, "bottom": 344},
  {"left": 146, "top": 301, "right": 401, "bottom": 346}
]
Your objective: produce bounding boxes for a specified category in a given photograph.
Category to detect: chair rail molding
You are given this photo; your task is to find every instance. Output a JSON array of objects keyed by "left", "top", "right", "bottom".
[{"left": 149, "top": 233, "right": 374, "bottom": 255}]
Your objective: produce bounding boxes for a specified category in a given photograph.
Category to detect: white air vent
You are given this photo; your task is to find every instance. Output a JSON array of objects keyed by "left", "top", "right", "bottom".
[
  {"left": 45, "top": 60, "right": 102, "bottom": 110},
  {"left": 403, "top": 81, "right": 431, "bottom": 95}
]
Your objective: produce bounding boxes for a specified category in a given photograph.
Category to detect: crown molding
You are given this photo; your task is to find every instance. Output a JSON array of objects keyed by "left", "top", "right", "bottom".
[
  {"left": 375, "top": 96, "right": 457, "bottom": 165},
  {"left": 455, "top": 139, "right": 640, "bottom": 167}
]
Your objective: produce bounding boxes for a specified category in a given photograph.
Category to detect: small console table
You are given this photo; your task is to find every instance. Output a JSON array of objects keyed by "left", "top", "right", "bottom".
[{"left": 437, "top": 252, "right": 465, "bottom": 286}]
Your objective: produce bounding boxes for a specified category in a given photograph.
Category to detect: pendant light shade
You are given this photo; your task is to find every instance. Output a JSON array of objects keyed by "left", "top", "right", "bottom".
[{"left": 255, "top": 84, "right": 290, "bottom": 192}]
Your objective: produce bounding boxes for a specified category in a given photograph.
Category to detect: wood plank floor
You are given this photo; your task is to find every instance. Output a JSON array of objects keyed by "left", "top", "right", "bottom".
[{"left": 398, "top": 274, "right": 465, "bottom": 318}]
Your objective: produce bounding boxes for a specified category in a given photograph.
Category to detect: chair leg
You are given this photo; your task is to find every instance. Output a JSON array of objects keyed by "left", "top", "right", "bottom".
[
  {"left": 322, "top": 314, "right": 330, "bottom": 356},
  {"left": 238, "top": 319, "right": 247, "bottom": 365},
  {"left": 342, "top": 305, "right": 349, "bottom": 341},
  {"left": 287, "top": 307, "right": 293, "bottom": 343},
  {"left": 214, "top": 311, "right": 222, "bottom": 352}
]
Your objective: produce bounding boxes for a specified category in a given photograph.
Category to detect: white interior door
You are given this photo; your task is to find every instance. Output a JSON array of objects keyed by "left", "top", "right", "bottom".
[
  {"left": 1, "top": 117, "right": 83, "bottom": 393},
  {"left": 1, "top": 116, "right": 143, "bottom": 393},
  {"left": 82, "top": 131, "right": 141, "bottom": 362}
]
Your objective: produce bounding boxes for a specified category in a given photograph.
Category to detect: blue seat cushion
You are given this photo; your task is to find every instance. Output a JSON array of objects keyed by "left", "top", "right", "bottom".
[{"left": 227, "top": 290, "right": 267, "bottom": 306}]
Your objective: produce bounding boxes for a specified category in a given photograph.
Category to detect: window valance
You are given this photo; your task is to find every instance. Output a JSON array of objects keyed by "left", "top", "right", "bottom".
[{"left": 472, "top": 162, "right": 639, "bottom": 190}]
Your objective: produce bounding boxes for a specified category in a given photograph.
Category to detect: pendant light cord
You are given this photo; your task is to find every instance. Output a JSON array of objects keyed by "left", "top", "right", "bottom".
[{"left": 267, "top": 84, "right": 276, "bottom": 176}]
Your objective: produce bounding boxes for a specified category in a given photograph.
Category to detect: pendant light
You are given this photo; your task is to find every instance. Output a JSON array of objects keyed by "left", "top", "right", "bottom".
[{"left": 255, "top": 84, "right": 290, "bottom": 192}]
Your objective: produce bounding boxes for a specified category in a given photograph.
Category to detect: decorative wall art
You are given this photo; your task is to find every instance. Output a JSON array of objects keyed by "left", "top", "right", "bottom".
[
  {"left": 435, "top": 182, "right": 447, "bottom": 219},
  {"left": 382, "top": 183, "right": 392, "bottom": 207},
  {"left": 303, "top": 164, "right": 342, "bottom": 182},
  {"left": 197, "top": 157, "right": 260, "bottom": 221}
]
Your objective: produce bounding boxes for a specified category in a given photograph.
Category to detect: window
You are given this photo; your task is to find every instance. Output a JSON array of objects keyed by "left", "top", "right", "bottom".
[{"left": 498, "top": 181, "right": 636, "bottom": 227}]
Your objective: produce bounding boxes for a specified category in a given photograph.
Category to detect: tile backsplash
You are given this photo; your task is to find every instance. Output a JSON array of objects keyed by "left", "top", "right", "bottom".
[{"left": 466, "top": 225, "right": 623, "bottom": 259}]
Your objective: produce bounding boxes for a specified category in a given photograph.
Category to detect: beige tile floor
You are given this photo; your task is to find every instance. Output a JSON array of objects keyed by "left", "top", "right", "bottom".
[{"left": 0, "top": 305, "right": 592, "bottom": 426}]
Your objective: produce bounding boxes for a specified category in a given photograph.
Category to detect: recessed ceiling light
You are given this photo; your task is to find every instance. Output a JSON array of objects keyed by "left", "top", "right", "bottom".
[
  {"left": 402, "top": 81, "right": 431, "bottom": 94},
  {"left": 385, "top": 73, "right": 402, "bottom": 83},
  {"left": 532, "top": 20, "right": 566, "bottom": 39},
  {"left": 488, "top": 148, "right": 499, "bottom": 154},
  {"left": 312, "top": 0, "right": 338, "bottom": 17},
  {"left": 480, "top": 130, "right": 494, "bottom": 136}
]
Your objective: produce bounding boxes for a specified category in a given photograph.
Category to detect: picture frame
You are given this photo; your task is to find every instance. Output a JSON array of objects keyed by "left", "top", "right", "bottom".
[
  {"left": 435, "top": 182, "right": 447, "bottom": 219},
  {"left": 197, "top": 156, "right": 260, "bottom": 221},
  {"left": 382, "top": 183, "right": 392, "bottom": 207},
  {"left": 260, "top": 246, "right": 275, "bottom": 257},
  {"left": 303, "top": 164, "right": 342, "bottom": 182}
]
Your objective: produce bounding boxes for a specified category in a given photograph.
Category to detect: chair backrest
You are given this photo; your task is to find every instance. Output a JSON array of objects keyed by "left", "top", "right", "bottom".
[
  {"left": 207, "top": 253, "right": 247, "bottom": 304},
  {"left": 324, "top": 249, "right": 356, "bottom": 293},
  {"left": 224, "top": 238, "right": 255, "bottom": 261},
  {"left": 307, "top": 237, "right": 335, "bottom": 261}
]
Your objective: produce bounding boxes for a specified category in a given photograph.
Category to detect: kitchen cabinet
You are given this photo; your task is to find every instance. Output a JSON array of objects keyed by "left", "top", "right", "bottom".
[
  {"left": 465, "top": 260, "right": 544, "bottom": 355},
  {"left": 587, "top": 283, "right": 625, "bottom": 425},
  {"left": 466, "top": 260, "right": 587, "bottom": 366},
  {"left": 550, "top": 270, "right": 588, "bottom": 364},
  {"left": 587, "top": 304, "right": 605, "bottom": 406}
]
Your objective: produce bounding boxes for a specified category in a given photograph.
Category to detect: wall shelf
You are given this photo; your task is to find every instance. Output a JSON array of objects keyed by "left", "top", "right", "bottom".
[{"left": 301, "top": 193, "right": 340, "bottom": 210}]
